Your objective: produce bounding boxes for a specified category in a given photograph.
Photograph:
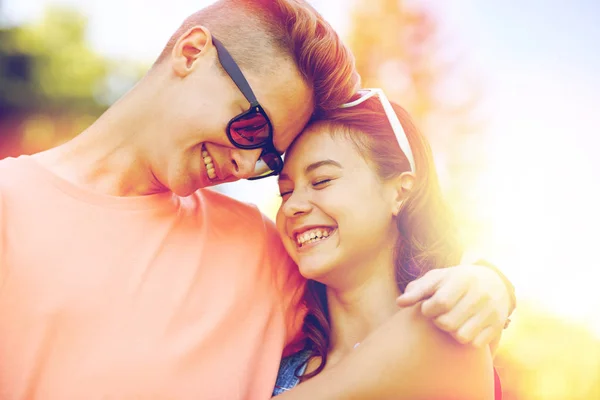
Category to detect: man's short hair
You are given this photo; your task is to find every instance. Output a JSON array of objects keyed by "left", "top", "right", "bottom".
[{"left": 155, "top": 0, "right": 360, "bottom": 117}]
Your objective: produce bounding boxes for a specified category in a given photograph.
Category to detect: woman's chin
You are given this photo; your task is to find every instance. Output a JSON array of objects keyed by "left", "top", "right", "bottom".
[{"left": 297, "top": 257, "right": 334, "bottom": 282}]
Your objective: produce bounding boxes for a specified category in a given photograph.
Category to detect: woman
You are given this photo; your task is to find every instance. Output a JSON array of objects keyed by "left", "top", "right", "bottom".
[{"left": 273, "top": 89, "right": 500, "bottom": 399}]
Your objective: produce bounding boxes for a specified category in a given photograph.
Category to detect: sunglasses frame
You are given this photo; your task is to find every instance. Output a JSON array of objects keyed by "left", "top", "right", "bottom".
[
  {"left": 212, "top": 37, "right": 283, "bottom": 179},
  {"left": 340, "top": 88, "right": 416, "bottom": 173}
]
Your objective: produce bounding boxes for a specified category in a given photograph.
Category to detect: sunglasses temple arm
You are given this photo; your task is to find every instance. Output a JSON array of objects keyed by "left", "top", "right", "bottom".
[{"left": 212, "top": 38, "right": 258, "bottom": 105}]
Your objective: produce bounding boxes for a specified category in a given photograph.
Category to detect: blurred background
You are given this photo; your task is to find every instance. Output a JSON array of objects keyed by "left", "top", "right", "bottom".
[{"left": 0, "top": 0, "right": 598, "bottom": 398}]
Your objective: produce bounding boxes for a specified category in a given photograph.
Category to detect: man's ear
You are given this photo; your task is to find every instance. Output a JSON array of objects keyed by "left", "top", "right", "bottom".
[
  {"left": 171, "top": 25, "right": 215, "bottom": 77},
  {"left": 391, "top": 172, "right": 415, "bottom": 216}
]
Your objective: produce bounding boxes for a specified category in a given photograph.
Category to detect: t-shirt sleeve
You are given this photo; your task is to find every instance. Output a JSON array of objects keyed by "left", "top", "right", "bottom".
[{"left": 260, "top": 213, "right": 307, "bottom": 350}]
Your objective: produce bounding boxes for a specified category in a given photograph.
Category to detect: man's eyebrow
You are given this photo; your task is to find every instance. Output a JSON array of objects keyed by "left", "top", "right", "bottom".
[{"left": 278, "top": 159, "right": 343, "bottom": 182}]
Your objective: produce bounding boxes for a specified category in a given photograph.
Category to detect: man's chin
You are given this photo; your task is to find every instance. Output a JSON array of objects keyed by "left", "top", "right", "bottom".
[
  {"left": 170, "top": 186, "right": 197, "bottom": 197},
  {"left": 168, "top": 177, "right": 204, "bottom": 197},
  {"left": 193, "top": 175, "right": 241, "bottom": 191},
  {"left": 208, "top": 175, "right": 241, "bottom": 187}
]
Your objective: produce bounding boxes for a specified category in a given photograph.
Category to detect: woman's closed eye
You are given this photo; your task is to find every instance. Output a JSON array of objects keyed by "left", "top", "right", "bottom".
[
  {"left": 312, "top": 178, "right": 333, "bottom": 188},
  {"left": 279, "top": 188, "right": 293, "bottom": 199},
  {"left": 278, "top": 178, "right": 334, "bottom": 199}
]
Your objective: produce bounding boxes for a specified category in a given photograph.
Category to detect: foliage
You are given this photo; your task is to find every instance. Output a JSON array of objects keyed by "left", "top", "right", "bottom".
[
  {"left": 346, "top": 0, "right": 488, "bottom": 248},
  {"left": 495, "top": 305, "right": 600, "bottom": 399},
  {"left": 1, "top": 7, "right": 106, "bottom": 113},
  {"left": 0, "top": 5, "right": 145, "bottom": 156}
]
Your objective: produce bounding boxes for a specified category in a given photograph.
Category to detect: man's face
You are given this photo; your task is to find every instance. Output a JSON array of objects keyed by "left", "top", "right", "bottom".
[{"left": 157, "top": 34, "right": 314, "bottom": 196}]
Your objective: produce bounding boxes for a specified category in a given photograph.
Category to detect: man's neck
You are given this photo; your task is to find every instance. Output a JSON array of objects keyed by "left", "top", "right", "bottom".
[{"left": 33, "top": 85, "right": 167, "bottom": 197}]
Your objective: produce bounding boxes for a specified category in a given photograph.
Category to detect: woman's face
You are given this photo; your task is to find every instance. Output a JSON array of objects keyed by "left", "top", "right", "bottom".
[{"left": 275, "top": 124, "right": 402, "bottom": 287}]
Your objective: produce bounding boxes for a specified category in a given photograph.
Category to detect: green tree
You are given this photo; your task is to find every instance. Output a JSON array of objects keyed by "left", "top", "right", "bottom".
[
  {"left": 0, "top": 7, "right": 108, "bottom": 113},
  {"left": 0, "top": 6, "right": 145, "bottom": 156},
  {"left": 495, "top": 305, "right": 600, "bottom": 400}
]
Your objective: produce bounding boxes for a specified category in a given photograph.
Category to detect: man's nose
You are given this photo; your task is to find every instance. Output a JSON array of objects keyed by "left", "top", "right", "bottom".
[{"left": 230, "top": 148, "right": 262, "bottom": 180}]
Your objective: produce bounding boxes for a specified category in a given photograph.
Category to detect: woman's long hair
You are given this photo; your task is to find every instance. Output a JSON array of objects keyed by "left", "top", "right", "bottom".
[{"left": 299, "top": 96, "right": 464, "bottom": 379}]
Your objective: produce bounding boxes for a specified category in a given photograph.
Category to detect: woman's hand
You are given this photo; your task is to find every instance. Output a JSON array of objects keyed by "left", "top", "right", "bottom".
[{"left": 396, "top": 264, "right": 513, "bottom": 347}]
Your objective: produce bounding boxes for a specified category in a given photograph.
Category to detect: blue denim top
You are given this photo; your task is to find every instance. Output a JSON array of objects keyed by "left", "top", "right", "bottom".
[{"left": 272, "top": 349, "right": 312, "bottom": 396}]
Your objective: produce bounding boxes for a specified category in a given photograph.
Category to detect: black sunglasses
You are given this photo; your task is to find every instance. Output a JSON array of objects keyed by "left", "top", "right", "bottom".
[{"left": 212, "top": 37, "right": 283, "bottom": 180}]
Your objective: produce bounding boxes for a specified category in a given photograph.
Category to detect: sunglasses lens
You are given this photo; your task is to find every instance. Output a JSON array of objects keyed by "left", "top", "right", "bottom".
[
  {"left": 229, "top": 111, "right": 270, "bottom": 147},
  {"left": 261, "top": 151, "right": 282, "bottom": 171},
  {"left": 249, "top": 151, "right": 283, "bottom": 180}
]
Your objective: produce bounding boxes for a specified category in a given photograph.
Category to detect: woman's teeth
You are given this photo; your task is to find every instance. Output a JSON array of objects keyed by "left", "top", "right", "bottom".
[
  {"left": 296, "top": 228, "right": 333, "bottom": 247},
  {"left": 202, "top": 147, "right": 216, "bottom": 180}
]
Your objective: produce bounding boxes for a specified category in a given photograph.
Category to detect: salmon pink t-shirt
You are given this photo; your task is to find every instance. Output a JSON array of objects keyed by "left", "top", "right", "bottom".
[{"left": 0, "top": 155, "right": 306, "bottom": 400}]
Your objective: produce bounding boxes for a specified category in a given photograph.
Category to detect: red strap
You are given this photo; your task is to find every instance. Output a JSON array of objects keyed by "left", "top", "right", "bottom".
[{"left": 494, "top": 368, "right": 503, "bottom": 400}]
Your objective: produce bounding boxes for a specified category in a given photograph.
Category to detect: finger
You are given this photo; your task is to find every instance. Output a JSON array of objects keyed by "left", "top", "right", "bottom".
[
  {"left": 432, "top": 289, "right": 488, "bottom": 333},
  {"left": 455, "top": 306, "right": 496, "bottom": 344},
  {"left": 420, "top": 275, "right": 471, "bottom": 318},
  {"left": 472, "top": 326, "right": 498, "bottom": 348},
  {"left": 396, "top": 269, "right": 445, "bottom": 307}
]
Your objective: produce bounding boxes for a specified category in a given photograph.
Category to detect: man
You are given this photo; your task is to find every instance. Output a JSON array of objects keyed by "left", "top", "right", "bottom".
[{"left": 0, "top": 1, "right": 514, "bottom": 398}]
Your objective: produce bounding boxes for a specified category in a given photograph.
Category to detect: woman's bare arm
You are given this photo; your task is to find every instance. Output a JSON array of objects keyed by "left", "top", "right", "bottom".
[{"left": 276, "top": 304, "right": 495, "bottom": 400}]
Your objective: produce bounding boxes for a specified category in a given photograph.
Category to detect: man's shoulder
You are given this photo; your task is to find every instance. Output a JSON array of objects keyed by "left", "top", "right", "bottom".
[
  {"left": 0, "top": 155, "right": 28, "bottom": 176},
  {"left": 0, "top": 156, "right": 34, "bottom": 192},
  {"left": 194, "top": 188, "right": 275, "bottom": 234},
  {"left": 197, "top": 188, "right": 259, "bottom": 211},
  {"left": 195, "top": 188, "right": 261, "bottom": 220}
]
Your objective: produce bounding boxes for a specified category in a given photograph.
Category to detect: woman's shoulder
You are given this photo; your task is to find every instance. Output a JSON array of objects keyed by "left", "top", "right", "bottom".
[
  {"left": 368, "top": 304, "right": 495, "bottom": 399},
  {"left": 272, "top": 349, "right": 312, "bottom": 397}
]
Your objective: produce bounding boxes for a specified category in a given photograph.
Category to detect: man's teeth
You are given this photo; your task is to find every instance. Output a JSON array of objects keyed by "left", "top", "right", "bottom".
[
  {"left": 296, "top": 228, "right": 333, "bottom": 247},
  {"left": 202, "top": 148, "right": 216, "bottom": 180}
]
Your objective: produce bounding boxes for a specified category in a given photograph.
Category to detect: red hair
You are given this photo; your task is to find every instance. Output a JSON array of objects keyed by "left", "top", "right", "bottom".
[{"left": 155, "top": 0, "right": 360, "bottom": 117}]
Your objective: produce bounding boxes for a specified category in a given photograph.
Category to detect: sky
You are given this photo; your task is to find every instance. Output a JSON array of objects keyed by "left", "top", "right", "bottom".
[{"left": 3, "top": 0, "right": 600, "bottom": 336}]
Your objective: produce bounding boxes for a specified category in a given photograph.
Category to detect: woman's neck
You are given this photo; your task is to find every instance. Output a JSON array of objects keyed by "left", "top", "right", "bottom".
[{"left": 325, "top": 254, "right": 401, "bottom": 362}]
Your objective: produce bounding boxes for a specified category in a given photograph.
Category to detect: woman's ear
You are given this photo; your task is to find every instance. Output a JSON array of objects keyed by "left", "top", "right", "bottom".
[{"left": 391, "top": 172, "right": 415, "bottom": 216}]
